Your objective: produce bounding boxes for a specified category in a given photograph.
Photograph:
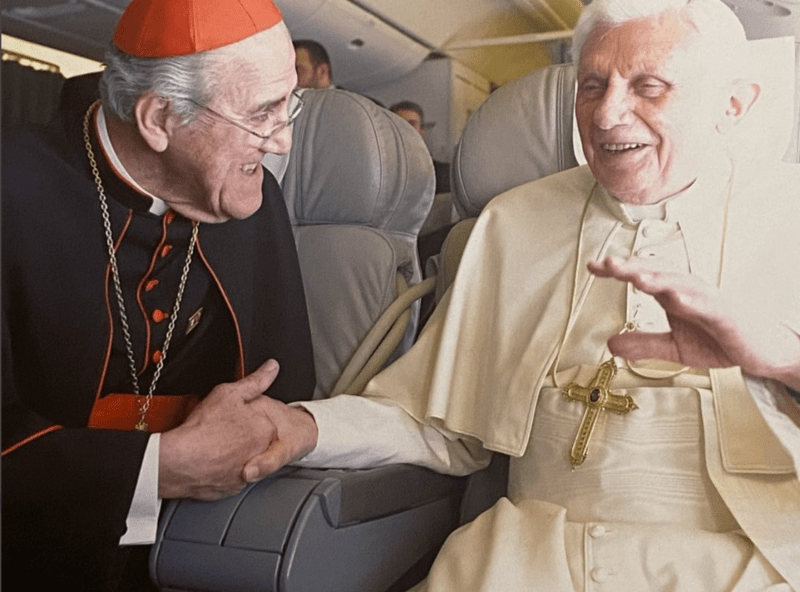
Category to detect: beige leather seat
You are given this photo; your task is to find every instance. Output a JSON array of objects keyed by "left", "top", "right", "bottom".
[{"left": 280, "top": 89, "right": 435, "bottom": 398}]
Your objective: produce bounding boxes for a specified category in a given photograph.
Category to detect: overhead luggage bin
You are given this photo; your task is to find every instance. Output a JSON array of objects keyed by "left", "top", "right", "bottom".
[{"left": 277, "top": 0, "right": 430, "bottom": 91}]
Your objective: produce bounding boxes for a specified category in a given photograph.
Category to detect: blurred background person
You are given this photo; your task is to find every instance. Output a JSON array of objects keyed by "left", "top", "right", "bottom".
[
  {"left": 390, "top": 100, "right": 450, "bottom": 194},
  {"left": 294, "top": 39, "right": 335, "bottom": 89}
]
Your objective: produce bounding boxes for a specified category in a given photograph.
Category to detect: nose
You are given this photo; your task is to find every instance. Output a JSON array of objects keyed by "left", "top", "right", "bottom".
[
  {"left": 261, "top": 124, "right": 293, "bottom": 155},
  {"left": 593, "top": 83, "right": 633, "bottom": 130}
]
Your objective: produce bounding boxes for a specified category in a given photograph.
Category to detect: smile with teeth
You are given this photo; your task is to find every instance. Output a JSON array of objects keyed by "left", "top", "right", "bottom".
[
  {"left": 602, "top": 143, "right": 644, "bottom": 152},
  {"left": 241, "top": 163, "right": 259, "bottom": 175}
]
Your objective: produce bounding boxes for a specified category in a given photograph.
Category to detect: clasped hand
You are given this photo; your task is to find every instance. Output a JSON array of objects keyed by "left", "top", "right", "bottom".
[
  {"left": 588, "top": 256, "right": 800, "bottom": 391},
  {"left": 159, "top": 359, "right": 318, "bottom": 500}
]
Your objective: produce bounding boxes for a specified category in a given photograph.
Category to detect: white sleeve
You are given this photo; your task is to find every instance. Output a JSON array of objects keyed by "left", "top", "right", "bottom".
[
  {"left": 291, "top": 394, "right": 491, "bottom": 476},
  {"left": 119, "top": 434, "right": 163, "bottom": 546}
]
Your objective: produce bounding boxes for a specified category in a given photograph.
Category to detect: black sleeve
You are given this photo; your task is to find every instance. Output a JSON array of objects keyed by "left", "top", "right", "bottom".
[{"left": 257, "top": 169, "right": 317, "bottom": 402}]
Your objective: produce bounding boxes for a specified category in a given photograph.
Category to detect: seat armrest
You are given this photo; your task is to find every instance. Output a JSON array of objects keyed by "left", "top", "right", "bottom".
[
  {"left": 150, "top": 465, "right": 464, "bottom": 592},
  {"left": 290, "top": 464, "right": 463, "bottom": 527}
]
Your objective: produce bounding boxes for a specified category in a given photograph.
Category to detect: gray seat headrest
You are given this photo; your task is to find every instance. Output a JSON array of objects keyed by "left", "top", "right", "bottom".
[
  {"left": 451, "top": 63, "right": 579, "bottom": 219},
  {"left": 282, "top": 89, "right": 435, "bottom": 239}
]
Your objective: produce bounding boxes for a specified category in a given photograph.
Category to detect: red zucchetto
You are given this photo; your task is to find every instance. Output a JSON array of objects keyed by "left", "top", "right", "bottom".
[{"left": 113, "top": 0, "right": 283, "bottom": 58}]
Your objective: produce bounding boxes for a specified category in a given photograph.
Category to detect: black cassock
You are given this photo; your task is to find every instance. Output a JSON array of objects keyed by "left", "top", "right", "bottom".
[{"left": 1, "top": 105, "right": 316, "bottom": 590}]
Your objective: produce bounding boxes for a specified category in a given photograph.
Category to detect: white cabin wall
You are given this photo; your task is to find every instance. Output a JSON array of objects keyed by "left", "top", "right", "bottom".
[
  {"left": 277, "top": 0, "right": 431, "bottom": 91},
  {"left": 361, "top": 57, "right": 490, "bottom": 163}
]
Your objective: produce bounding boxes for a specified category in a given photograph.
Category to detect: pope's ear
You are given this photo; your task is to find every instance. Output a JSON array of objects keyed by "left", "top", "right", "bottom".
[
  {"left": 133, "top": 92, "right": 174, "bottom": 153},
  {"left": 716, "top": 81, "right": 760, "bottom": 134}
]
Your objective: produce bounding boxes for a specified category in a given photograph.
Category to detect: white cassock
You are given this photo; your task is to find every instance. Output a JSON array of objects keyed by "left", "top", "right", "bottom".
[{"left": 295, "top": 159, "right": 800, "bottom": 591}]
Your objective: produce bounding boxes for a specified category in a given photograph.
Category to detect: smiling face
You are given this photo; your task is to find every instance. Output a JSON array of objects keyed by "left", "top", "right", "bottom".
[
  {"left": 575, "top": 13, "right": 731, "bottom": 205},
  {"left": 163, "top": 22, "right": 297, "bottom": 222}
]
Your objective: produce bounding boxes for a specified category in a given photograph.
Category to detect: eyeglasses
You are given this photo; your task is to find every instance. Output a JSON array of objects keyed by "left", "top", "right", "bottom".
[{"left": 189, "top": 90, "right": 304, "bottom": 142}]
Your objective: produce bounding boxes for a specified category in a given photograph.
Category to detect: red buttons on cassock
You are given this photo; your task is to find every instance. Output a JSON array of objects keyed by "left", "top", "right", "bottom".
[
  {"left": 160, "top": 245, "right": 173, "bottom": 258},
  {"left": 165, "top": 211, "right": 177, "bottom": 225},
  {"left": 152, "top": 309, "right": 169, "bottom": 323},
  {"left": 152, "top": 350, "right": 163, "bottom": 364},
  {"left": 145, "top": 279, "right": 160, "bottom": 292}
]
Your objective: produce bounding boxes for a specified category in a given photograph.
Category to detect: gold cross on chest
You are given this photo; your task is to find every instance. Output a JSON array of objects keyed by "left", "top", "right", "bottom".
[{"left": 561, "top": 359, "right": 638, "bottom": 468}]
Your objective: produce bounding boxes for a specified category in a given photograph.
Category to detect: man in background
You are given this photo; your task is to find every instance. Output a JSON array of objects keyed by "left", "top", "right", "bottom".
[
  {"left": 294, "top": 39, "right": 335, "bottom": 89},
  {"left": 390, "top": 100, "right": 451, "bottom": 194}
]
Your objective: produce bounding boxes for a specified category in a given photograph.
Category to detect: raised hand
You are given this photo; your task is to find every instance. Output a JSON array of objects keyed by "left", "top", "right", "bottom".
[{"left": 588, "top": 256, "right": 800, "bottom": 390}]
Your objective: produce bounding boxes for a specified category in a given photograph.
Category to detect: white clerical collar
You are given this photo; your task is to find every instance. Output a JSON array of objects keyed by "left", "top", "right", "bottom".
[
  {"left": 595, "top": 156, "right": 734, "bottom": 284},
  {"left": 95, "top": 106, "right": 169, "bottom": 216}
]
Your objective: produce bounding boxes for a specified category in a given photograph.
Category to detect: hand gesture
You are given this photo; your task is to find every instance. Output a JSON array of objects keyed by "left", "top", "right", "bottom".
[
  {"left": 159, "top": 359, "right": 316, "bottom": 500},
  {"left": 588, "top": 256, "right": 800, "bottom": 390}
]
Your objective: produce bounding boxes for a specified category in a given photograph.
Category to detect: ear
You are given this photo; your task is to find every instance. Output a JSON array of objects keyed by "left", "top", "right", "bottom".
[
  {"left": 318, "top": 63, "right": 332, "bottom": 87},
  {"left": 716, "top": 81, "right": 760, "bottom": 135},
  {"left": 133, "top": 92, "right": 174, "bottom": 153}
]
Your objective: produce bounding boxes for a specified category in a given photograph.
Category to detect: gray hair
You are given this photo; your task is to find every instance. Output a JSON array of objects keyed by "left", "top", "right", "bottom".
[
  {"left": 571, "top": 0, "right": 750, "bottom": 77},
  {"left": 101, "top": 47, "right": 211, "bottom": 124},
  {"left": 100, "top": 43, "right": 228, "bottom": 124}
]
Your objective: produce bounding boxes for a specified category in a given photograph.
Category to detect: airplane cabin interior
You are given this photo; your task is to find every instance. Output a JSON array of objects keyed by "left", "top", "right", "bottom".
[{"left": 2, "top": 0, "right": 799, "bottom": 591}]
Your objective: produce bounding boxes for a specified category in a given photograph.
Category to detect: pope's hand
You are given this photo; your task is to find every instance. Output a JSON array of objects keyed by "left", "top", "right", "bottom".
[
  {"left": 588, "top": 256, "right": 800, "bottom": 390},
  {"left": 158, "top": 359, "right": 316, "bottom": 500}
]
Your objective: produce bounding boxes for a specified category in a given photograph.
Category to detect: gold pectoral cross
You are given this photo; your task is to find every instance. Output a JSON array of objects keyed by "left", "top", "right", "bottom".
[{"left": 561, "top": 359, "right": 638, "bottom": 468}]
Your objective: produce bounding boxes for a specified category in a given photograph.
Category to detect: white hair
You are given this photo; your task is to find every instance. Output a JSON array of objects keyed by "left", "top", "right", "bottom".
[{"left": 571, "top": 0, "right": 751, "bottom": 79}]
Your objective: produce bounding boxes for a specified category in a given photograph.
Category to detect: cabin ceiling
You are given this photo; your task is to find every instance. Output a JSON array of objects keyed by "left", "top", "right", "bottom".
[
  {"left": 2, "top": 0, "right": 799, "bottom": 89},
  {"left": 1, "top": 0, "right": 585, "bottom": 87}
]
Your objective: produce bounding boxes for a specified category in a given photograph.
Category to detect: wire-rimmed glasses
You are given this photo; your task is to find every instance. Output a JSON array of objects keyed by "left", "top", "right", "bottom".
[{"left": 189, "top": 89, "right": 304, "bottom": 142}]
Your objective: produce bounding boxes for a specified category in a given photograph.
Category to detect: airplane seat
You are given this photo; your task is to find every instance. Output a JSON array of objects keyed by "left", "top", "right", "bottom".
[
  {"left": 149, "top": 90, "right": 455, "bottom": 592},
  {"left": 281, "top": 88, "right": 436, "bottom": 399},
  {"left": 437, "top": 62, "right": 582, "bottom": 524},
  {"left": 429, "top": 62, "right": 579, "bottom": 306}
]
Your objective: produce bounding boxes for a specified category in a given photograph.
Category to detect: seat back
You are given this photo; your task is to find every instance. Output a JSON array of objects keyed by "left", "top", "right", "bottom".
[
  {"left": 426, "top": 63, "right": 579, "bottom": 305},
  {"left": 452, "top": 63, "right": 579, "bottom": 220},
  {"left": 441, "top": 63, "right": 581, "bottom": 522},
  {"left": 281, "top": 89, "right": 435, "bottom": 398}
]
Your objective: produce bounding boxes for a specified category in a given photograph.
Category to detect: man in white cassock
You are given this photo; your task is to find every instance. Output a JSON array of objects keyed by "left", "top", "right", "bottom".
[{"left": 258, "top": 0, "right": 800, "bottom": 589}]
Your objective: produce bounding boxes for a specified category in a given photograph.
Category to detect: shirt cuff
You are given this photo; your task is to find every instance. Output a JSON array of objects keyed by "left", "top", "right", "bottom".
[{"left": 119, "top": 433, "right": 163, "bottom": 546}]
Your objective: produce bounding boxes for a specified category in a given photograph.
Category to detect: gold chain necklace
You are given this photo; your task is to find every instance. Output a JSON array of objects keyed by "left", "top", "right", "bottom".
[{"left": 83, "top": 102, "right": 199, "bottom": 431}]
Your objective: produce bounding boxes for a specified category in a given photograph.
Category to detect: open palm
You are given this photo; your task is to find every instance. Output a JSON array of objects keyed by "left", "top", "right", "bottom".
[{"left": 588, "top": 256, "right": 800, "bottom": 390}]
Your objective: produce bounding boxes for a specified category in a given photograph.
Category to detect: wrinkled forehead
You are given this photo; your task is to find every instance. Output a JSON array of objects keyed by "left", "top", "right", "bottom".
[
  {"left": 578, "top": 14, "right": 701, "bottom": 77},
  {"left": 579, "top": 11, "right": 747, "bottom": 88}
]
